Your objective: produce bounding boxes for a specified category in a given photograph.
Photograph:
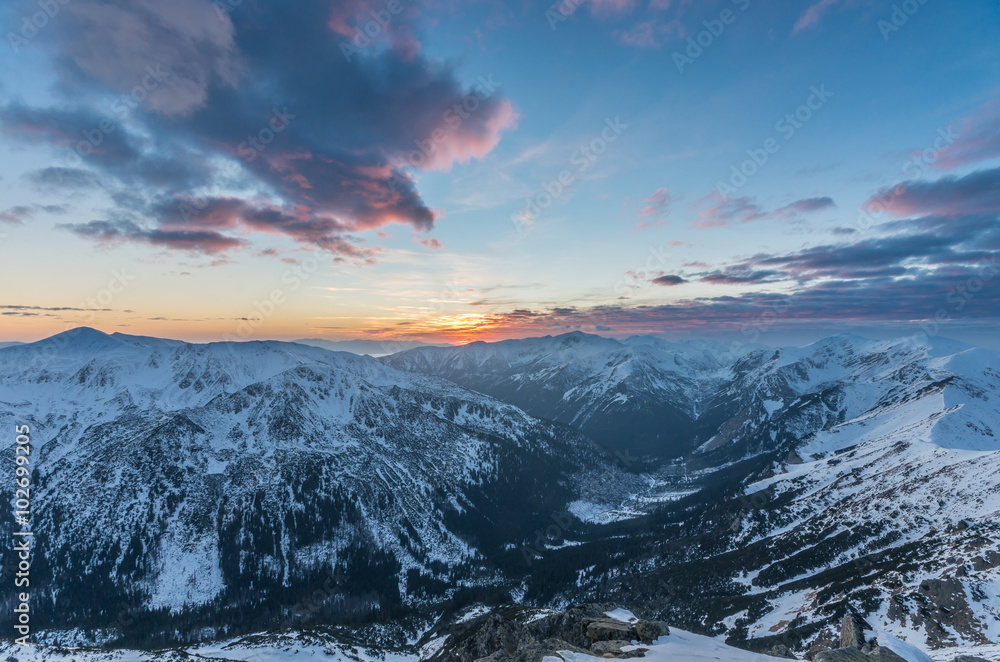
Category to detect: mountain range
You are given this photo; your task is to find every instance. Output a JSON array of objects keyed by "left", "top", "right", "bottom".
[{"left": 0, "top": 328, "right": 997, "bottom": 658}]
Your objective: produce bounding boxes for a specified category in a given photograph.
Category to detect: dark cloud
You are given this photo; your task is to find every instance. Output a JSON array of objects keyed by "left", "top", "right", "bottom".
[
  {"left": 26, "top": 167, "right": 105, "bottom": 190},
  {"left": 61, "top": 218, "right": 248, "bottom": 254},
  {"left": 699, "top": 269, "right": 781, "bottom": 285},
  {"left": 0, "top": 305, "right": 113, "bottom": 312},
  {"left": 693, "top": 194, "right": 835, "bottom": 228},
  {"left": 773, "top": 196, "right": 835, "bottom": 215},
  {"left": 864, "top": 167, "right": 1000, "bottom": 219},
  {"left": 651, "top": 274, "right": 686, "bottom": 286},
  {"left": 472, "top": 257, "right": 1000, "bottom": 336},
  {"left": 3, "top": 0, "right": 516, "bottom": 261}
]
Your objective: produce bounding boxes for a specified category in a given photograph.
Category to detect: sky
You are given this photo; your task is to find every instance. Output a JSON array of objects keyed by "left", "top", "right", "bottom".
[{"left": 0, "top": 0, "right": 998, "bottom": 347}]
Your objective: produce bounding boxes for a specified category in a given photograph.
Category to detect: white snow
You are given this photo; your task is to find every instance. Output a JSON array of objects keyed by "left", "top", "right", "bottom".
[
  {"left": 547, "top": 628, "right": 788, "bottom": 662},
  {"left": 604, "top": 608, "right": 638, "bottom": 623}
]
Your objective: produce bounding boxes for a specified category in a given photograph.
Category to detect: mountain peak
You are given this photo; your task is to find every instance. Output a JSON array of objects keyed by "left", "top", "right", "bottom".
[{"left": 35, "top": 326, "right": 123, "bottom": 350}]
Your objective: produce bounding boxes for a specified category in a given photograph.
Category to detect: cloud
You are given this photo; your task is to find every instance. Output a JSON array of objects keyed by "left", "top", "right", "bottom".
[
  {"left": 933, "top": 101, "right": 1000, "bottom": 170},
  {"left": 651, "top": 274, "right": 686, "bottom": 286},
  {"left": 699, "top": 268, "right": 781, "bottom": 285},
  {"left": 61, "top": 218, "right": 249, "bottom": 254},
  {"left": 459, "top": 255, "right": 1000, "bottom": 338},
  {"left": 590, "top": 0, "right": 642, "bottom": 16},
  {"left": 772, "top": 196, "right": 836, "bottom": 215},
  {"left": 0, "top": 204, "right": 69, "bottom": 224},
  {"left": 615, "top": 17, "right": 684, "bottom": 48},
  {"left": 3, "top": 0, "right": 518, "bottom": 261},
  {"left": 793, "top": 0, "right": 839, "bottom": 33},
  {"left": 864, "top": 167, "right": 1000, "bottom": 219},
  {"left": 639, "top": 187, "right": 672, "bottom": 217},
  {"left": 51, "top": 0, "right": 243, "bottom": 117},
  {"left": 694, "top": 193, "right": 837, "bottom": 228},
  {"left": 26, "top": 167, "right": 105, "bottom": 190}
]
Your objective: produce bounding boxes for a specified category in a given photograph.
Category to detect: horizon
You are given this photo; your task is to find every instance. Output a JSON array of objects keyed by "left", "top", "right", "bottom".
[{"left": 4, "top": 324, "right": 998, "bottom": 354}]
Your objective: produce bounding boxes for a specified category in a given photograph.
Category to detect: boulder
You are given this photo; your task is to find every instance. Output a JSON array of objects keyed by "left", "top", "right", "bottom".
[
  {"left": 634, "top": 620, "right": 669, "bottom": 644},
  {"left": 591, "top": 640, "right": 629, "bottom": 655},
  {"left": 587, "top": 618, "right": 636, "bottom": 643},
  {"left": 815, "top": 648, "right": 868, "bottom": 662},
  {"left": 766, "top": 643, "right": 798, "bottom": 659},
  {"left": 865, "top": 647, "right": 907, "bottom": 662},
  {"left": 953, "top": 657, "right": 993, "bottom": 662}
]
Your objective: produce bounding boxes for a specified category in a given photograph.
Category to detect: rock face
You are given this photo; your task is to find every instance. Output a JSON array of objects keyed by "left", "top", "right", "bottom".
[
  {"left": 425, "top": 604, "right": 669, "bottom": 662},
  {"left": 840, "top": 614, "right": 869, "bottom": 649},
  {"left": 815, "top": 649, "right": 868, "bottom": 662},
  {"left": 810, "top": 613, "right": 905, "bottom": 662}
]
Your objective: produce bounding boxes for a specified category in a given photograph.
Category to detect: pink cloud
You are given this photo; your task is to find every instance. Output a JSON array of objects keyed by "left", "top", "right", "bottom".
[
  {"left": 793, "top": 0, "right": 839, "bottom": 34},
  {"left": 615, "top": 17, "right": 684, "bottom": 48},
  {"left": 639, "top": 187, "right": 672, "bottom": 217},
  {"left": 327, "top": 0, "right": 423, "bottom": 59},
  {"left": 590, "top": 0, "right": 641, "bottom": 15},
  {"left": 932, "top": 100, "right": 1000, "bottom": 170},
  {"left": 414, "top": 99, "right": 519, "bottom": 172}
]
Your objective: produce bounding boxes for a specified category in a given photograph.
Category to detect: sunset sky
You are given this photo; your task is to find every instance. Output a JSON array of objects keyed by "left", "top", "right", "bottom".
[{"left": 1, "top": 0, "right": 998, "bottom": 346}]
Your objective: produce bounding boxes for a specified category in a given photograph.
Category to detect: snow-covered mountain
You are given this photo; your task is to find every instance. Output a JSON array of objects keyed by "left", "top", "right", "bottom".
[
  {"left": 543, "top": 334, "right": 1000, "bottom": 652},
  {"left": 292, "top": 338, "right": 448, "bottom": 357},
  {"left": 384, "top": 332, "right": 758, "bottom": 458},
  {"left": 0, "top": 328, "right": 627, "bottom": 645},
  {"left": 1, "top": 328, "right": 998, "bottom": 657}
]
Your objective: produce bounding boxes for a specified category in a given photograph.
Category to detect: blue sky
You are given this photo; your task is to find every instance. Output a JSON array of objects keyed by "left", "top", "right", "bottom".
[{"left": 0, "top": 0, "right": 998, "bottom": 346}]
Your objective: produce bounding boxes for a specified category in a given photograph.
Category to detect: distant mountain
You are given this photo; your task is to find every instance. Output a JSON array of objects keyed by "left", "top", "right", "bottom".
[
  {"left": 292, "top": 338, "right": 447, "bottom": 357},
  {"left": 383, "top": 332, "right": 762, "bottom": 458},
  {"left": 0, "top": 341, "right": 23, "bottom": 349}
]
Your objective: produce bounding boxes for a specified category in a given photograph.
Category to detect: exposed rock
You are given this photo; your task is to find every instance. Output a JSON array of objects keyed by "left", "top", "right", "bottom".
[
  {"left": 587, "top": 619, "right": 636, "bottom": 643},
  {"left": 815, "top": 647, "right": 868, "bottom": 662},
  {"left": 591, "top": 640, "right": 628, "bottom": 655},
  {"left": 634, "top": 620, "right": 669, "bottom": 644},
  {"left": 865, "top": 647, "right": 907, "bottom": 662},
  {"left": 971, "top": 551, "right": 1000, "bottom": 571},
  {"left": 953, "top": 657, "right": 994, "bottom": 662},
  {"left": 766, "top": 643, "right": 798, "bottom": 659},
  {"left": 840, "top": 614, "right": 869, "bottom": 649},
  {"left": 426, "top": 604, "right": 668, "bottom": 662}
]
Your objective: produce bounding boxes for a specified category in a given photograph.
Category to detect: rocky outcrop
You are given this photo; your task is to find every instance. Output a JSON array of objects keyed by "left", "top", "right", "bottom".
[
  {"left": 807, "top": 611, "right": 905, "bottom": 662},
  {"left": 840, "top": 614, "right": 869, "bottom": 649},
  {"left": 424, "top": 604, "right": 669, "bottom": 662}
]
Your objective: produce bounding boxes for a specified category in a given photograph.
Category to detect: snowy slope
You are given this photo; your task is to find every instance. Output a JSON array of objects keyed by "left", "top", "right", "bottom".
[
  {"left": 384, "top": 332, "right": 759, "bottom": 458},
  {"left": 0, "top": 328, "right": 628, "bottom": 638}
]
